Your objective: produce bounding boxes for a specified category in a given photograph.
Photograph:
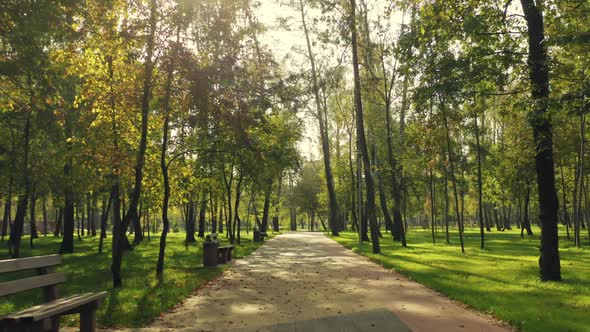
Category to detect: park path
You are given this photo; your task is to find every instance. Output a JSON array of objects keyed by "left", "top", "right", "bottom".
[{"left": 115, "top": 232, "right": 510, "bottom": 332}]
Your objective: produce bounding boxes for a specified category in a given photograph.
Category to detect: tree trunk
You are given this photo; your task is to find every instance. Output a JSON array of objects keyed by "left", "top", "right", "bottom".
[
  {"left": 156, "top": 111, "right": 171, "bottom": 274},
  {"left": 60, "top": 106, "right": 75, "bottom": 254},
  {"left": 494, "top": 206, "right": 502, "bottom": 231},
  {"left": 91, "top": 194, "right": 97, "bottom": 236},
  {"left": 522, "top": 183, "right": 534, "bottom": 236},
  {"left": 198, "top": 197, "right": 207, "bottom": 239},
  {"left": 156, "top": 24, "right": 177, "bottom": 272},
  {"left": 474, "top": 109, "right": 485, "bottom": 249},
  {"left": 29, "top": 192, "right": 38, "bottom": 248},
  {"left": 560, "top": 165, "right": 570, "bottom": 240},
  {"left": 350, "top": 0, "right": 379, "bottom": 253},
  {"left": 2, "top": 196, "right": 10, "bottom": 241},
  {"left": 42, "top": 197, "right": 48, "bottom": 236},
  {"left": 113, "top": 0, "right": 157, "bottom": 287},
  {"left": 575, "top": 114, "right": 585, "bottom": 247},
  {"left": 272, "top": 175, "right": 282, "bottom": 232},
  {"left": 211, "top": 194, "right": 218, "bottom": 233},
  {"left": 520, "top": 0, "right": 560, "bottom": 281},
  {"left": 54, "top": 208, "right": 62, "bottom": 237},
  {"left": 233, "top": 175, "right": 243, "bottom": 244},
  {"left": 429, "top": 167, "right": 436, "bottom": 245},
  {"left": 186, "top": 200, "right": 197, "bottom": 242},
  {"left": 347, "top": 127, "right": 359, "bottom": 234},
  {"left": 10, "top": 112, "right": 32, "bottom": 258},
  {"left": 442, "top": 105, "right": 464, "bottom": 253},
  {"left": 2, "top": 134, "right": 15, "bottom": 242},
  {"left": 218, "top": 203, "right": 224, "bottom": 233},
  {"left": 376, "top": 166, "right": 394, "bottom": 237},
  {"left": 382, "top": 69, "right": 404, "bottom": 245},
  {"left": 261, "top": 182, "right": 271, "bottom": 233},
  {"left": 81, "top": 200, "right": 85, "bottom": 237},
  {"left": 299, "top": 0, "right": 341, "bottom": 236},
  {"left": 98, "top": 193, "right": 112, "bottom": 254},
  {"left": 86, "top": 193, "right": 91, "bottom": 236},
  {"left": 443, "top": 169, "right": 450, "bottom": 244}
]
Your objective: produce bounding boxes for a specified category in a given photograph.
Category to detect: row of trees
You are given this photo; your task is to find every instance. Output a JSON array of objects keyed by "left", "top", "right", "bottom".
[
  {"left": 1, "top": 0, "right": 588, "bottom": 286},
  {"left": 0, "top": 0, "right": 301, "bottom": 287},
  {"left": 287, "top": 0, "right": 587, "bottom": 282}
]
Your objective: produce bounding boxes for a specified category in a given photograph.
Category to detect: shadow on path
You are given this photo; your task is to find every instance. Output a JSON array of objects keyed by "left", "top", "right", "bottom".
[{"left": 110, "top": 232, "right": 510, "bottom": 332}]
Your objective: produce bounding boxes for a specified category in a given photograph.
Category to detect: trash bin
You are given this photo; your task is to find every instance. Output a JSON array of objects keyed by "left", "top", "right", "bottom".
[{"left": 203, "top": 238, "right": 218, "bottom": 267}]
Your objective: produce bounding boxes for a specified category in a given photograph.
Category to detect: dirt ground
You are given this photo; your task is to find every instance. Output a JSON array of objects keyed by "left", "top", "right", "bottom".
[{"left": 110, "top": 232, "right": 511, "bottom": 332}]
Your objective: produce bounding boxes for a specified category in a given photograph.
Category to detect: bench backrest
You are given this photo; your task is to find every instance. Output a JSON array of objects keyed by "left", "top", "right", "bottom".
[{"left": 0, "top": 254, "right": 64, "bottom": 300}]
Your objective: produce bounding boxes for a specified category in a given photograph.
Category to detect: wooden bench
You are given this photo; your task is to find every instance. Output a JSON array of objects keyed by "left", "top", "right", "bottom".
[
  {"left": 0, "top": 254, "right": 107, "bottom": 332},
  {"left": 217, "top": 245, "right": 235, "bottom": 264},
  {"left": 253, "top": 229, "right": 268, "bottom": 243}
]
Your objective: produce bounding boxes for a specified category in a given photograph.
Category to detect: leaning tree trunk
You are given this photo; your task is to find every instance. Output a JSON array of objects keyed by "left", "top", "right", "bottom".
[
  {"left": 223, "top": 163, "right": 234, "bottom": 242},
  {"left": 113, "top": 0, "right": 157, "bottom": 287},
  {"left": 350, "top": 0, "right": 380, "bottom": 253},
  {"left": 520, "top": 0, "right": 561, "bottom": 281},
  {"left": 233, "top": 174, "right": 243, "bottom": 244},
  {"left": 156, "top": 21, "right": 178, "bottom": 271},
  {"left": 156, "top": 109, "right": 171, "bottom": 275},
  {"left": 299, "top": 0, "right": 341, "bottom": 236}
]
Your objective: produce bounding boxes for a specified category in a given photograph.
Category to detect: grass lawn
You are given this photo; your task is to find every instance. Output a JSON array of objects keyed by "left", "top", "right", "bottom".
[
  {"left": 0, "top": 231, "right": 269, "bottom": 328},
  {"left": 331, "top": 226, "right": 589, "bottom": 332}
]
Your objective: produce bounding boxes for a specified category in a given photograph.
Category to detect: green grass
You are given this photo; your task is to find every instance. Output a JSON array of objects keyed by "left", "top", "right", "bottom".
[
  {"left": 0, "top": 231, "right": 268, "bottom": 328},
  {"left": 331, "top": 227, "right": 590, "bottom": 332}
]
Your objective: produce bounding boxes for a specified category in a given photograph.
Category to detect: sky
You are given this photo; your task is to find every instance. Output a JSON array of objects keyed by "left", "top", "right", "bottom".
[
  {"left": 253, "top": 0, "right": 406, "bottom": 162},
  {"left": 255, "top": 0, "right": 321, "bottom": 161}
]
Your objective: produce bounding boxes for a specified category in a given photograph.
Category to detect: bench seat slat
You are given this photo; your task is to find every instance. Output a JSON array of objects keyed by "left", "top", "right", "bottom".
[
  {"left": 0, "top": 272, "right": 66, "bottom": 296},
  {"left": 0, "top": 255, "right": 61, "bottom": 274},
  {"left": 1, "top": 292, "right": 107, "bottom": 323}
]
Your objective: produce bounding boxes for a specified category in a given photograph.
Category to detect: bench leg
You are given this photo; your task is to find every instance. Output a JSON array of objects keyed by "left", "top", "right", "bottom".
[
  {"left": 51, "top": 317, "right": 60, "bottom": 332},
  {"left": 80, "top": 309, "right": 96, "bottom": 332}
]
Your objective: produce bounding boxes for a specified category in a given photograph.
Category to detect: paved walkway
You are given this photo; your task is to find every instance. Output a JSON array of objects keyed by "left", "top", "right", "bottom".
[{"left": 117, "top": 232, "right": 510, "bottom": 332}]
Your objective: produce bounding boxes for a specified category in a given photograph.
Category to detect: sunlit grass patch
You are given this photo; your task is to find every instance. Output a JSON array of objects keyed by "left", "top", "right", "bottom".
[{"left": 0, "top": 231, "right": 267, "bottom": 328}]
